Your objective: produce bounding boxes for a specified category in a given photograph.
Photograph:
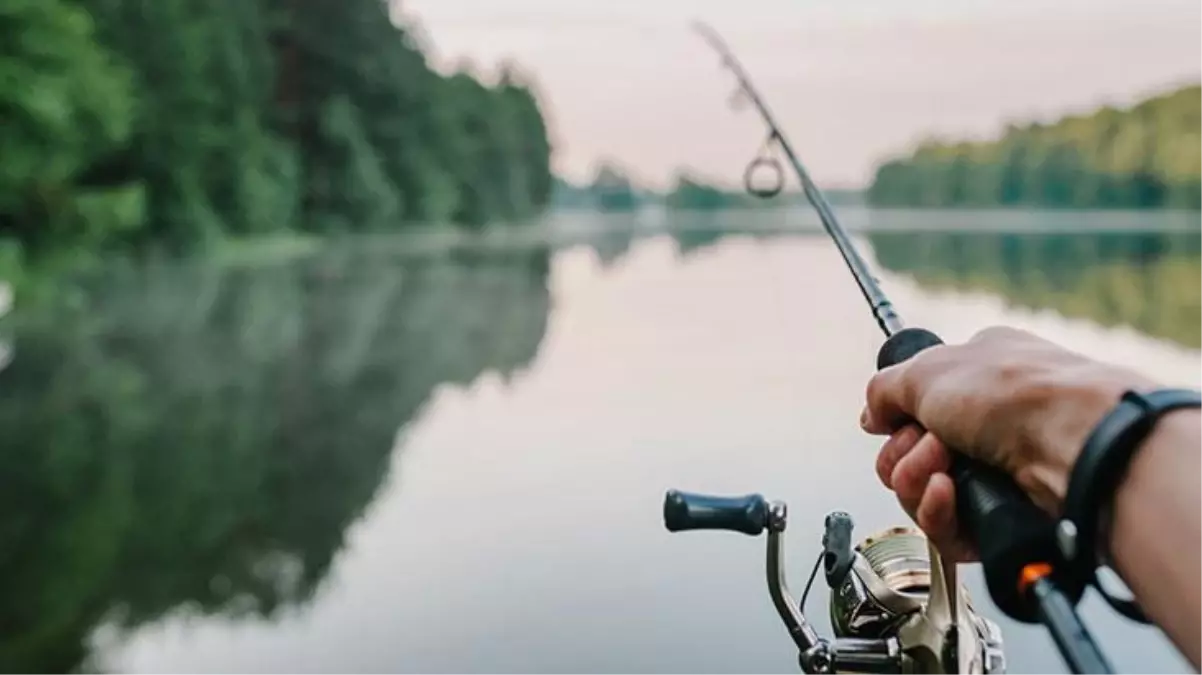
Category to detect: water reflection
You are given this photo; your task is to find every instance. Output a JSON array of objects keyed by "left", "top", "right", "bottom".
[
  {"left": 0, "top": 246, "right": 552, "bottom": 672},
  {"left": 0, "top": 215, "right": 1197, "bottom": 673},
  {"left": 654, "top": 219, "right": 1202, "bottom": 350},
  {"left": 867, "top": 230, "right": 1202, "bottom": 349},
  {"left": 658, "top": 212, "right": 795, "bottom": 259},
  {"left": 0, "top": 282, "right": 10, "bottom": 372}
]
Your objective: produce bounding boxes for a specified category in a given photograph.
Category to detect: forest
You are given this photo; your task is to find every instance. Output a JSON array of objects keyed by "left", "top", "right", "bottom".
[
  {"left": 867, "top": 84, "right": 1201, "bottom": 210},
  {"left": 3, "top": 0, "right": 553, "bottom": 271}
]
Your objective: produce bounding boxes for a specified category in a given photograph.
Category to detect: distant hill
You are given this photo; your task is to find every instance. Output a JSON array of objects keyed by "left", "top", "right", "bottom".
[
  {"left": 665, "top": 171, "right": 759, "bottom": 210},
  {"left": 551, "top": 164, "right": 658, "bottom": 212},
  {"left": 867, "top": 83, "right": 1202, "bottom": 210},
  {"left": 773, "top": 188, "right": 866, "bottom": 208},
  {"left": 550, "top": 176, "right": 597, "bottom": 209},
  {"left": 552, "top": 166, "right": 865, "bottom": 212}
]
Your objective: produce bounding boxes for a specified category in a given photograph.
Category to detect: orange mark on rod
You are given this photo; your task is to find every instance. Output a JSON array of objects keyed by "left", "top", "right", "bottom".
[{"left": 1018, "top": 562, "right": 1054, "bottom": 596}]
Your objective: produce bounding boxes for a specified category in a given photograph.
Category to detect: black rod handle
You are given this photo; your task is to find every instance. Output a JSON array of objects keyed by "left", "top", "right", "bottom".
[
  {"left": 876, "top": 327, "right": 1068, "bottom": 623},
  {"left": 663, "top": 490, "right": 769, "bottom": 536}
]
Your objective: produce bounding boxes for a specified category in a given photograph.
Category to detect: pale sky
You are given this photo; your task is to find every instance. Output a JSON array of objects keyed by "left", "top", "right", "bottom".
[{"left": 402, "top": 0, "right": 1201, "bottom": 188}]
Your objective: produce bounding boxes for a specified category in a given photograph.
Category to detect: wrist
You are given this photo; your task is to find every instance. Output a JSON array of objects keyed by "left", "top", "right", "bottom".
[
  {"left": 1020, "top": 366, "right": 1159, "bottom": 512},
  {"left": 1108, "top": 408, "right": 1200, "bottom": 552},
  {"left": 1057, "top": 393, "right": 1201, "bottom": 624}
]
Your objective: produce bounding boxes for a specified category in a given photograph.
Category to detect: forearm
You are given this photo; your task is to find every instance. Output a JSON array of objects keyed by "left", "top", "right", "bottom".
[{"left": 1108, "top": 409, "right": 1201, "bottom": 669}]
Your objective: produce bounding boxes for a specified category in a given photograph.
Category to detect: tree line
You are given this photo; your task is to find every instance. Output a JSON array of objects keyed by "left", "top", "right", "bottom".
[
  {"left": 868, "top": 84, "right": 1201, "bottom": 210},
  {"left": 552, "top": 164, "right": 865, "bottom": 211},
  {"left": 3, "top": 0, "right": 554, "bottom": 267}
]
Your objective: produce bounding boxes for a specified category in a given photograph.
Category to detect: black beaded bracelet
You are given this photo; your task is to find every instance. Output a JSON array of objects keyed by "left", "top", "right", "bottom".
[{"left": 1058, "top": 388, "right": 1202, "bottom": 622}]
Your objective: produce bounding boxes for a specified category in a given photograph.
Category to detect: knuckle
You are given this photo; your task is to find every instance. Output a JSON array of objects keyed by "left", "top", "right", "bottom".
[
  {"left": 1012, "top": 370, "right": 1058, "bottom": 411},
  {"left": 865, "top": 371, "right": 888, "bottom": 406},
  {"left": 971, "top": 325, "right": 1019, "bottom": 343},
  {"left": 994, "top": 357, "right": 1028, "bottom": 386},
  {"left": 896, "top": 360, "right": 929, "bottom": 411},
  {"left": 905, "top": 340, "right": 950, "bottom": 374},
  {"left": 894, "top": 458, "right": 922, "bottom": 499},
  {"left": 899, "top": 424, "right": 922, "bottom": 447}
]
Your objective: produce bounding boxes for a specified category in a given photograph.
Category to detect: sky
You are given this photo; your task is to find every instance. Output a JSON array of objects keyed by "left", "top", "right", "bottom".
[{"left": 402, "top": 0, "right": 1201, "bottom": 189}]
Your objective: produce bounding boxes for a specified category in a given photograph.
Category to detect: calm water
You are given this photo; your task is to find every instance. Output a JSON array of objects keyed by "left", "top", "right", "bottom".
[{"left": 0, "top": 208, "right": 1198, "bottom": 673}]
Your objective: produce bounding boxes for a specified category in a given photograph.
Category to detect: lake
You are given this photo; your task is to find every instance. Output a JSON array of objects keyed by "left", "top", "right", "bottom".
[{"left": 0, "top": 207, "right": 1198, "bottom": 673}]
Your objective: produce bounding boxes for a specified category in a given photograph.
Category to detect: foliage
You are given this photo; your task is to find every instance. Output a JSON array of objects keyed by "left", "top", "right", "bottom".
[
  {"left": 550, "top": 176, "right": 597, "bottom": 209},
  {"left": 552, "top": 168, "right": 864, "bottom": 212},
  {"left": 0, "top": 0, "right": 138, "bottom": 255},
  {"left": 867, "top": 84, "right": 1202, "bottom": 210},
  {"left": 549, "top": 170, "right": 646, "bottom": 211},
  {"left": 665, "top": 172, "right": 759, "bottom": 210},
  {"left": 590, "top": 162, "right": 643, "bottom": 212},
  {"left": 1, "top": 0, "right": 554, "bottom": 265}
]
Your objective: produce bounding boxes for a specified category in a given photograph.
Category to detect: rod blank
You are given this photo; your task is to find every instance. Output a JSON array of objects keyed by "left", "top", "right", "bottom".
[{"left": 693, "top": 22, "right": 903, "bottom": 337}]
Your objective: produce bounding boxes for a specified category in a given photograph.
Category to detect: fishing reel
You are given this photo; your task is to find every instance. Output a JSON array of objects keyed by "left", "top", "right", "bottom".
[{"left": 663, "top": 490, "right": 1005, "bottom": 674}]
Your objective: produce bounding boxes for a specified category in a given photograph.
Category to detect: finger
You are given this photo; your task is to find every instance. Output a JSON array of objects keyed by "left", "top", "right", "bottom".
[
  {"left": 863, "top": 364, "right": 910, "bottom": 434},
  {"left": 895, "top": 491, "right": 921, "bottom": 528},
  {"left": 917, "top": 472, "right": 978, "bottom": 563},
  {"left": 864, "top": 342, "right": 961, "bottom": 434},
  {"left": 864, "top": 354, "right": 937, "bottom": 434},
  {"left": 876, "top": 424, "right": 922, "bottom": 489},
  {"left": 890, "top": 433, "right": 951, "bottom": 507},
  {"left": 916, "top": 472, "right": 957, "bottom": 551}
]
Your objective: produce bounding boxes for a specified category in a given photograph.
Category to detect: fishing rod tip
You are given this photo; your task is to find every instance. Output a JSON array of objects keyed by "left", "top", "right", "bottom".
[{"left": 691, "top": 20, "right": 719, "bottom": 40}]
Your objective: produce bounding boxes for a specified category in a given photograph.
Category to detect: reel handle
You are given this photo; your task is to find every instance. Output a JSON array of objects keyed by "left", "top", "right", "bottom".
[
  {"left": 876, "top": 327, "right": 1068, "bottom": 623},
  {"left": 822, "top": 511, "right": 855, "bottom": 587},
  {"left": 663, "top": 490, "right": 769, "bottom": 535}
]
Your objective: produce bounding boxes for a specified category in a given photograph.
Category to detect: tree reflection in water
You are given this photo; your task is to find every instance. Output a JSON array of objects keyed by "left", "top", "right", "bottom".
[
  {"left": 0, "top": 244, "right": 552, "bottom": 672},
  {"left": 867, "top": 230, "right": 1201, "bottom": 349}
]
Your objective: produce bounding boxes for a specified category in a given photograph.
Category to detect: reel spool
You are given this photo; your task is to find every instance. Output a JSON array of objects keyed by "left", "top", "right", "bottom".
[{"left": 830, "top": 528, "right": 931, "bottom": 639}]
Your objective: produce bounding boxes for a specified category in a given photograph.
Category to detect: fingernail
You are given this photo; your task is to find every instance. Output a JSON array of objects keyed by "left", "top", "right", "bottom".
[{"left": 860, "top": 407, "right": 876, "bottom": 432}]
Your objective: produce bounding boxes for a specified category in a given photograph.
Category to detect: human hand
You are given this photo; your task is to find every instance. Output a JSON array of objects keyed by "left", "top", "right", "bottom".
[{"left": 861, "top": 326, "right": 1157, "bottom": 561}]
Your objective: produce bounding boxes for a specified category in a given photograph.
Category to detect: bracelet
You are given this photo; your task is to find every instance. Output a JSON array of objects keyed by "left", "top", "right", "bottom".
[{"left": 1058, "top": 388, "right": 1201, "bottom": 621}]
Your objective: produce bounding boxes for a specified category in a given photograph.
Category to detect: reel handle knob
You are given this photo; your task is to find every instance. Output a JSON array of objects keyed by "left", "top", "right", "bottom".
[
  {"left": 822, "top": 511, "right": 855, "bottom": 588},
  {"left": 876, "top": 327, "right": 1067, "bottom": 623},
  {"left": 663, "top": 490, "right": 769, "bottom": 535}
]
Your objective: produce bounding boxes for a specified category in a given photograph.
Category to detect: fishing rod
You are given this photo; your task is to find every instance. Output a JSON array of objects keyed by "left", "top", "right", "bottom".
[{"left": 661, "top": 23, "right": 1116, "bottom": 674}]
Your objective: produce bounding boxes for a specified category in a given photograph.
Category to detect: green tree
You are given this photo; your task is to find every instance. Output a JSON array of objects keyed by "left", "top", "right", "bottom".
[
  {"left": 305, "top": 96, "right": 402, "bottom": 232},
  {"left": 0, "top": 0, "right": 138, "bottom": 255},
  {"left": 2, "top": 0, "right": 557, "bottom": 264},
  {"left": 666, "top": 172, "right": 758, "bottom": 210},
  {"left": 590, "top": 162, "right": 640, "bottom": 212},
  {"left": 867, "top": 84, "right": 1201, "bottom": 210}
]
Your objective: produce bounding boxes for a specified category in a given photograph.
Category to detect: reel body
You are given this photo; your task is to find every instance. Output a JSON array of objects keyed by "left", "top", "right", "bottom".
[{"left": 664, "top": 490, "right": 1005, "bottom": 674}]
